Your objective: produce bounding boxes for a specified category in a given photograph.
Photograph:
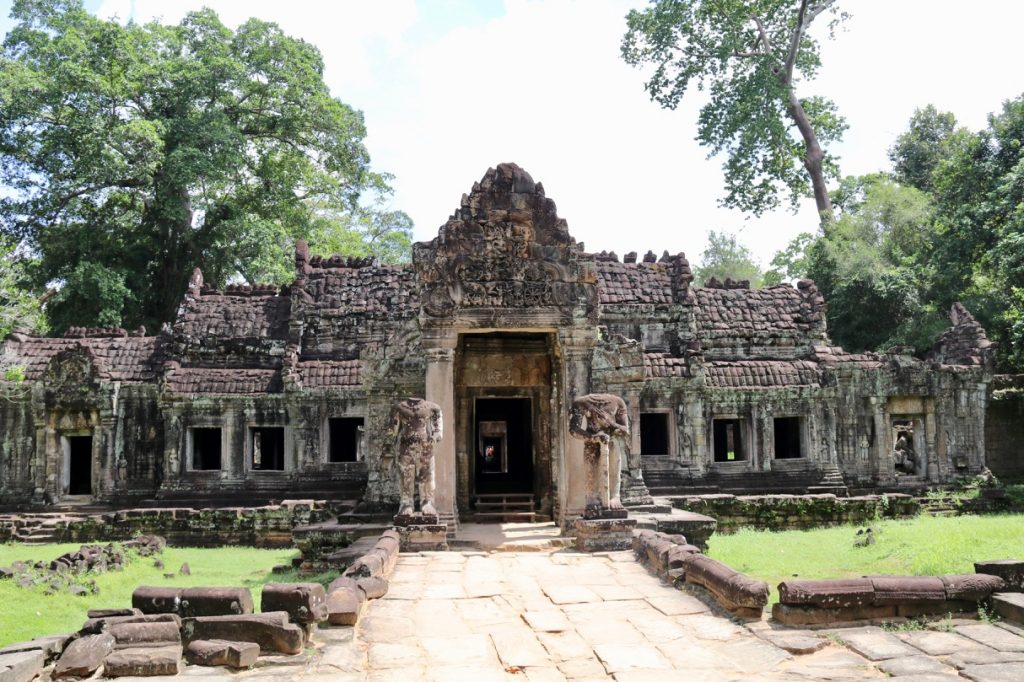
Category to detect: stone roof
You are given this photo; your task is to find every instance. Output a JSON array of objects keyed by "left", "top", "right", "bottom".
[
  {"left": 165, "top": 368, "right": 282, "bottom": 395},
  {"left": 814, "top": 346, "right": 885, "bottom": 369},
  {"left": 644, "top": 353, "right": 691, "bottom": 379},
  {"left": 705, "top": 360, "right": 823, "bottom": 388},
  {"left": 6, "top": 336, "right": 161, "bottom": 383},
  {"left": 596, "top": 262, "right": 673, "bottom": 305},
  {"left": 175, "top": 292, "right": 290, "bottom": 342},
  {"left": 304, "top": 263, "right": 418, "bottom": 317},
  {"left": 928, "top": 302, "right": 995, "bottom": 367},
  {"left": 296, "top": 360, "right": 361, "bottom": 388},
  {"left": 693, "top": 285, "right": 821, "bottom": 336}
]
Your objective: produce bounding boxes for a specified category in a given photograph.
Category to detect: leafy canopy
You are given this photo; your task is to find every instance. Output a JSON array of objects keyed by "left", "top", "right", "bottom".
[
  {"left": 0, "top": 0, "right": 411, "bottom": 334},
  {"left": 693, "top": 230, "right": 764, "bottom": 287},
  {"left": 622, "top": 0, "right": 848, "bottom": 218}
]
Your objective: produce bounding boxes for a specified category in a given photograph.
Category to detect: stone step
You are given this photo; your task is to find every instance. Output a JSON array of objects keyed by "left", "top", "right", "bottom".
[
  {"left": 470, "top": 511, "right": 540, "bottom": 523},
  {"left": 993, "top": 593, "right": 1024, "bottom": 624}
]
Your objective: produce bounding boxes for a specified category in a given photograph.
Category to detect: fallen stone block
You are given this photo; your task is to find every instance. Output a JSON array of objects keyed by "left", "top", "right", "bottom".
[
  {"left": 52, "top": 633, "right": 115, "bottom": 679},
  {"left": 975, "top": 560, "right": 1024, "bottom": 591},
  {"left": 103, "top": 644, "right": 182, "bottom": 677},
  {"left": 327, "top": 576, "right": 364, "bottom": 599},
  {"left": 357, "top": 576, "right": 389, "bottom": 600},
  {"left": 870, "top": 576, "right": 946, "bottom": 605},
  {"left": 941, "top": 573, "right": 1006, "bottom": 601},
  {"left": 80, "top": 613, "right": 181, "bottom": 635},
  {"left": 261, "top": 583, "right": 328, "bottom": 624},
  {"left": 86, "top": 608, "right": 140, "bottom": 619},
  {"left": 108, "top": 622, "right": 182, "bottom": 649},
  {"left": 0, "top": 634, "right": 71, "bottom": 661},
  {"left": 771, "top": 602, "right": 897, "bottom": 626},
  {"left": 132, "top": 586, "right": 181, "bottom": 614},
  {"left": 179, "top": 587, "right": 254, "bottom": 617},
  {"left": 0, "top": 650, "right": 46, "bottom": 682},
  {"left": 181, "top": 612, "right": 304, "bottom": 654},
  {"left": 327, "top": 586, "right": 364, "bottom": 626},
  {"left": 186, "top": 639, "right": 260, "bottom": 669},
  {"left": 778, "top": 578, "right": 875, "bottom": 608},
  {"left": 993, "top": 592, "right": 1024, "bottom": 624},
  {"left": 343, "top": 549, "right": 386, "bottom": 578}
]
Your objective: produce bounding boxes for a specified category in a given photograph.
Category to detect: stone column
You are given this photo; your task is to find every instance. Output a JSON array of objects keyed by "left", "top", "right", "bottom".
[
  {"left": 558, "top": 329, "right": 595, "bottom": 525},
  {"left": 424, "top": 336, "right": 457, "bottom": 525}
]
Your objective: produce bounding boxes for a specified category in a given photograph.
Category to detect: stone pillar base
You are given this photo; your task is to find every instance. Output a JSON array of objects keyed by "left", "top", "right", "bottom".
[
  {"left": 573, "top": 517, "right": 637, "bottom": 552},
  {"left": 394, "top": 523, "right": 449, "bottom": 552}
]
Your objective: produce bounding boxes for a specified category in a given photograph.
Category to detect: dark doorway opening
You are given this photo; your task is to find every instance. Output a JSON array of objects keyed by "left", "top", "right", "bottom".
[
  {"left": 252, "top": 427, "right": 285, "bottom": 471},
  {"left": 68, "top": 436, "right": 92, "bottom": 495},
  {"left": 474, "top": 397, "right": 533, "bottom": 494},
  {"left": 713, "top": 419, "right": 746, "bottom": 462},
  {"left": 774, "top": 417, "right": 803, "bottom": 459},
  {"left": 328, "top": 418, "right": 363, "bottom": 463},
  {"left": 191, "top": 428, "right": 222, "bottom": 470},
  {"left": 640, "top": 413, "right": 670, "bottom": 455}
]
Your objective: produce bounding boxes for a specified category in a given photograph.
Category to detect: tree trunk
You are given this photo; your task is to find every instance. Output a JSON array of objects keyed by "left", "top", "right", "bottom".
[
  {"left": 143, "top": 170, "right": 195, "bottom": 330},
  {"left": 787, "top": 90, "right": 834, "bottom": 227}
]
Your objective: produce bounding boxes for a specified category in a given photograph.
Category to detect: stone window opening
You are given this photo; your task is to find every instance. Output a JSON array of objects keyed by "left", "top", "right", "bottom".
[
  {"left": 892, "top": 418, "right": 921, "bottom": 475},
  {"left": 713, "top": 418, "right": 746, "bottom": 462},
  {"left": 251, "top": 427, "right": 285, "bottom": 471},
  {"left": 328, "top": 417, "right": 364, "bottom": 463},
  {"left": 189, "top": 427, "right": 222, "bottom": 471},
  {"left": 773, "top": 417, "right": 803, "bottom": 459},
  {"left": 640, "top": 412, "right": 671, "bottom": 456}
]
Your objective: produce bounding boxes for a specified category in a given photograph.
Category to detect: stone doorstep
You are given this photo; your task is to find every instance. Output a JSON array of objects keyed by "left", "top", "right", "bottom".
[{"left": 993, "top": 592, "right": 1024, "bottom": 624}]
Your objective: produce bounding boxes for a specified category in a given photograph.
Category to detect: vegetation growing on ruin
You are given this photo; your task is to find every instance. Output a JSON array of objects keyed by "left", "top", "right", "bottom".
[
  {"left": 707, "top": 514, "right": 1024, "bottom": 605},
  {"left": 0, "top": 544, "right": 310, "bottom": 647}
]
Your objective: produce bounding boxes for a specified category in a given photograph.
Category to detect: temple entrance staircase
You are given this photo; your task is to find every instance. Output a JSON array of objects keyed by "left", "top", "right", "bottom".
[{"left": 470, "top": 493, "right": 547, "bottom": 523}]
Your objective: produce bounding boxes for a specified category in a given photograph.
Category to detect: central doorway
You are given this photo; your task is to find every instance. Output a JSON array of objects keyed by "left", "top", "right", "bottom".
[
  {"left": 66, "top": 435, "right": 93, "bottom": 495},
  {"left": 474, "top": 397, "right": 533, "bottom": 494}
]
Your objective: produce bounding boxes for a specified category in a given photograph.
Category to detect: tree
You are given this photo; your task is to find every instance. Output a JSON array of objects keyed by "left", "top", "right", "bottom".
[
  {"left": 763, "top": 231, "right": 813, "bottom": 284},
  {"left": 888, "top": 105, "right": 963, "bottom": 194},
  {"left": 693, "top": 230, "right": 764, "bottom": 286},
  {"left": 0, "top": 0, "right": 411, "bottom": 334},
  {"left": 0, "top": 239, "right": 45, "bottom": 339},
  {"left": 622, "top": 0, "right": 848, "bottom": 224}
]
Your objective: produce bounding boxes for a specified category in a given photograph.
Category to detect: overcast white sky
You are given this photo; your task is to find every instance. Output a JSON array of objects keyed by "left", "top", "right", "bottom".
[{"left": 3, "top": 1, "right": 1023, "bottom": 267}]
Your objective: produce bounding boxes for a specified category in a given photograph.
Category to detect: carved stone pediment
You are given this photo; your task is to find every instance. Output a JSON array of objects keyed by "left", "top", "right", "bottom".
[
  {"left": 42, "top": 345, "right": 101, "bottom": 405},
  {"left": 413, "top": 163, "right": 597, "bottom": 322}
]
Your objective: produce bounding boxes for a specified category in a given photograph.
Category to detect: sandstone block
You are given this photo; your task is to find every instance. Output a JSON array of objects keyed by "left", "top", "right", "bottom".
[
  {"left": 180, "top": 587, "right": 254, "bottom": 617},
  {"left": 993, "top": 592, "right": 1024, "bottom": 624},
  {"left": 941, "top": 573, "right": 1006, "bottom": 601},
  {"left": 975, "top": 560, "right": 1024, "bottom": 591},
  {"left": 108, "top": 621, "right": 182, "bottom": 649},
  {"left": 86, "top": 608, "right": 140, "bottom": 619},
  {"left": 80, "top": 613, "right": 181, "bottom": 635},
  {"left": 103, "top": 644, "right": 182, "bottom": 677},
  {"left": 327, "top": 576, "right": 365, "bottom": 600},
  {"left": 261, "top": 582, "right": 328, "bottom": 624},
  {"left": 0, "top": 634, "right": 70, "bottom": 661},
  {"left": 186, "top": 639, "right": 260, "bottom": 668},
  {"left": 132, "top": 586, "right": 181, "bottom": 614},
  {"left": 327, "top": 586, "right": 364, "bottom": 626},
  {"left": 871, "top": 576, "right": 946, "bottom": 605},
  {"left": 357, "top": 576, "right": 389, "bottom": 600},
  {"left": 52, "top": 633, "right": 115, "bottom": 679},
  {"left": 181, "top": 612, "right": 303, "bottom": 655},
  {"left": 771, "top": 602, "right": 897, "bottom": 626},
  {"left": 0, "top": 650, "right": 45, "bottom": 682},
  {"left": 777, "top": 578, "right": 875, "bottom": 608}
]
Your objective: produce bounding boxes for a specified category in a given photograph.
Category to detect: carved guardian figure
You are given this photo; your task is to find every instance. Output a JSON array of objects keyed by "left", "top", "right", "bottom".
[
  {"left": 569, "top": 393, "right": 630, "bottom": 519},
  {"left": 388, "top": 398, "right": 444, "bottom": 518}
]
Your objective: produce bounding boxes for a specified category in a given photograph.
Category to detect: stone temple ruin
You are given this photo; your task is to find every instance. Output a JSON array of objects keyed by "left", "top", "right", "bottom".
[{"left": 0, "top": 163, "right": 1016, "bottom": 527}]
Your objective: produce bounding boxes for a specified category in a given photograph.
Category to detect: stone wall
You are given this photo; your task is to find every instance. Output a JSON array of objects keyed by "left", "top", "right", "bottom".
[
  {"left": 985, "top": 375, "right": 1024, "bottom": 480},
  {"left": 668, "top": 493, "right": 920, "bottom": 533}
]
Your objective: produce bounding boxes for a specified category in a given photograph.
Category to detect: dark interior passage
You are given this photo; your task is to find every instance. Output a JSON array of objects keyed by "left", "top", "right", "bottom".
[
  {"left": 774, "top": 417, "right": 803, "bottom": 459},
  {"left": 252, "top": 427, "right": 285, "bottom": 470},
  {"left": 329, "top": 418, "right": 363, "bottom": 462},
  {"left": 474, "top": 397, "right": 533, "bottom": 494},
  {"left": 192, "top": 428, "right": 222, "bottom": 470},
  {"left": 640, "top": 413, "right": 670, "bottom": 455},
  {"left": 713, "top": 419, "right": 745, "bottom": 462},
  {"left": 68, "top": 435, "right": 92, "bottom": 495}
]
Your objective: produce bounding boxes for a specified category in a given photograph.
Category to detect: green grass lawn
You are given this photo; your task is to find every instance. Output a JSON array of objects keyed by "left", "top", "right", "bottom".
[
  {"left": 706, "top": 514, "right": 1024, "bottom": 605},
  {"left": 0, "top": 544, "right": 319, "bottom": 648}
]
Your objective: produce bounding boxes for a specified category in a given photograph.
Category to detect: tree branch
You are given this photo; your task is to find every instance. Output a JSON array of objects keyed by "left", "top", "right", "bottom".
[{"left": 785, "top": 0, "right": 836, "bottom": 82}]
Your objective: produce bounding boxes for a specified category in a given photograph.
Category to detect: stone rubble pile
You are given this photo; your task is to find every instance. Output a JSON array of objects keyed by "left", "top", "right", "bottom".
[
  {"left": 0, "top": 529, "right": 401, "bottom": 680},
  {"left": 0, "top": 536, "right": 165, "bottom": 596}
]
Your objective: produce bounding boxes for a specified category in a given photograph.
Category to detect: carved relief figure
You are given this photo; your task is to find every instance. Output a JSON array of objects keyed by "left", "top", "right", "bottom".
[
  {"left": 387, "top": 398, "right": 443, "bottom": 518},
  {"left": 569, "top": 393, "right": 630, "bottom": 518}
]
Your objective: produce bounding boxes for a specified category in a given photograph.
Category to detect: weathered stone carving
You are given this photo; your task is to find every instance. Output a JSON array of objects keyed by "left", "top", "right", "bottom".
[
  {"left": 569, "top": 393, "right": 630, "bottom": 519},
  {"left": 387, "top": 398, "right": 443, "bottom": 519}
]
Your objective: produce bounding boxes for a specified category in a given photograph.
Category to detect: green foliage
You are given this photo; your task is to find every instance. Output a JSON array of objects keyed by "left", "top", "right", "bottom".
[
  {"left": 693, "top": 230, "right": 764, "bottom": 286},
  {"left": 0, "top": 239, "right": 45, "bottom": 338},
  {"left": 707, "top": 514, "right": 1024, "bottom": 605},
  {"left": 889, "top": 105, "right": 963, "bottom": 194},
  {"left": 3, "top": 365, "right": 26, "bottom": 383},
  {"left": 763, "top": 231, "right": 813, "bottom": 285},
  {"left": 0, "top": 0, "right": 410, "bottom": 334},
  {"left": 0, "top": 543, "right": 304, "bottom": 647},
  {"left": 622, "top": 0, "right": 848, "bottom": 218}
]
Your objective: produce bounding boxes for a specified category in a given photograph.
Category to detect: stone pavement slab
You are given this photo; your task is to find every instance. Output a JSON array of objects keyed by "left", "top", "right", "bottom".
[
  {"left": 956, "top": 623, "right": 1024, "bottom": 652},
  {"left": 960, "top": 662, "right": 1024, "bottom": 682},
  {"left": 831, "top": 626, "right": 920, "bottom": 660},
  {"left": 876, "top": 654, "right": 957, "bottom": 676},
  {"left": 896, "top": 629, "right": 993, "bottom": 656}
]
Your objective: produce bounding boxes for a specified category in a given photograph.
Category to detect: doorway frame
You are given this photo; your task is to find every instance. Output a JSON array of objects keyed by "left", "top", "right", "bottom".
[{"left": 60, "top": 430, "right": 94, "bottom": 498}]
